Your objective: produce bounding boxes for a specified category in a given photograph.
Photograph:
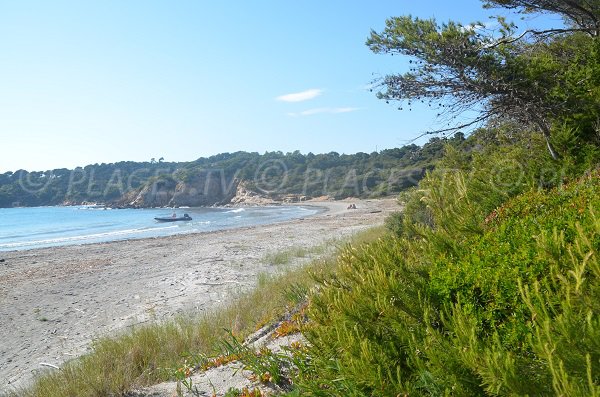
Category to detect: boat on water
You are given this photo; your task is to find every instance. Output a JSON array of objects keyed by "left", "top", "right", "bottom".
[{"left": 154, "top": 213, "right": 192, "bottom": 222}]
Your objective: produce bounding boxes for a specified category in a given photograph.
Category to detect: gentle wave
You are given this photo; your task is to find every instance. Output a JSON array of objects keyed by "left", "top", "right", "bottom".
[
  {"left": 1, "top": 226, "right": 91, "bottom": 240},
  {"left": 225, "top": 208, "right": 245, "bottom": 213},
  {"left": 0, "top": 225, "right": 179, "bottom": 249}
]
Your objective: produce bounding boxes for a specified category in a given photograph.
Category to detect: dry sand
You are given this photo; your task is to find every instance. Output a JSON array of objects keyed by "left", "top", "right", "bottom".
[{"left": 0, "top": 198, "right": 397, "bottom": 391}]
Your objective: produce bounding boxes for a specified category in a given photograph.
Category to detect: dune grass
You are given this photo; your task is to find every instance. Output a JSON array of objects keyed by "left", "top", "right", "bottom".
[
  {"left": 263, "top": 241, "right": 332, "bottom": 266},
  {"left": 5, "top": 226, "right": 384, "bottom": 397}
]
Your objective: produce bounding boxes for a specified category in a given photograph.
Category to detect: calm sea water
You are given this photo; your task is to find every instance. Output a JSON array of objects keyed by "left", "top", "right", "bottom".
[{"left": 0, "top": 205, "right": 320, "bottom": 251}]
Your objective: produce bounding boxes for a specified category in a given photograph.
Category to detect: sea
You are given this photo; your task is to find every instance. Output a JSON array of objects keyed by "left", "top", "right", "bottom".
[{"left": 0, "top": 205, "right": 321, "bottom": 252}]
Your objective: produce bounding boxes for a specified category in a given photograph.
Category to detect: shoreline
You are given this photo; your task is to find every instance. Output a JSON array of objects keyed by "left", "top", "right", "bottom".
[
  {"left": 0, "top": 198, "right": 397, "bottom": 391},
  {"left": 0, "top": 203, "right": 327, "bottom": 254}
]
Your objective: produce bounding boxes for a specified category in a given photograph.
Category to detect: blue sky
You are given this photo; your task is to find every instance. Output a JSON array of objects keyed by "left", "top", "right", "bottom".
[{"left": 0, "top": 1, "right": 562, "bottom": 172}]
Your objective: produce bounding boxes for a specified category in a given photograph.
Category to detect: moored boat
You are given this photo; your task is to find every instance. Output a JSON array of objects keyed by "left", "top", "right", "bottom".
[{"left": 154, "top": 213, "right": 192, "bottom": 222}]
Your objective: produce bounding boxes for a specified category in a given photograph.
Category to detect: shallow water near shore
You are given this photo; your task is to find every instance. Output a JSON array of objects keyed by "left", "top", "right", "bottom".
[{"left": 0, "top": 205, "right": 320, "bottom": 251}]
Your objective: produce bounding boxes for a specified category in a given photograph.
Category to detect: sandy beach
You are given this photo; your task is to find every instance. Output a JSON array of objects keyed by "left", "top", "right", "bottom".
[{"left": 0, "top": 198, "right": 396, "bottom": 391}]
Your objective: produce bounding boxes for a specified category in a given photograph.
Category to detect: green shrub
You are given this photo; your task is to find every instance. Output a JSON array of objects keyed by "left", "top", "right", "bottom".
[
  {"left": 435, "top": 172, "right": 600, "bottom": 395},
  {"left": 384, "top": 210, "right": 404, "bottom": 236},
  {"left": 294, "top": 162, "right": 600, "bottom": 395},
  {"left": 301, "top": 236, "right": 434, "bottom": 395}
]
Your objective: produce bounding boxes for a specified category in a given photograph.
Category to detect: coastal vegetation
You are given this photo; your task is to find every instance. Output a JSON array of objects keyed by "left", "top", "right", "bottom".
[
  {"left": 276, "top": 1, "right": 600, "bottom": 395},
  {"left": 289, "top": 138, "right": 600, "bottom": 396}
]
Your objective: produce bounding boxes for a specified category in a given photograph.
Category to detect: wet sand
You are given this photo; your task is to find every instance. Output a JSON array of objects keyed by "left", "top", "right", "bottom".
[{"left": 0, "top": 198, "right": 397, "bottom": 391}]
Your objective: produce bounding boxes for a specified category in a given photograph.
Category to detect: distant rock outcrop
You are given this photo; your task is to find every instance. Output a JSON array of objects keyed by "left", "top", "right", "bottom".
[
  {"left": 228, "top": 182, "right": 278, "bottom": 206},
  {"left": 114, "top": 173, "right": 283, "bottom": 208},
  {"left": 116, "top": 173, "right": 241, "bottom": 208}
]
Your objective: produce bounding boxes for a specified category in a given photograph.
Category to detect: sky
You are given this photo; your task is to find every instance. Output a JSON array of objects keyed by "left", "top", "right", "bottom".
[{"left": 0, "top": 1, "right": 564, "bottom": 172}]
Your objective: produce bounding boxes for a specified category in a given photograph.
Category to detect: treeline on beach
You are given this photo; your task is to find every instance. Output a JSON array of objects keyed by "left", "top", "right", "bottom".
[
  {"left": 278, "top": 0, "right": 600, "bottom": 394},
  {"left": 0, "top": 137, "right": 459, "bottom": 208}
]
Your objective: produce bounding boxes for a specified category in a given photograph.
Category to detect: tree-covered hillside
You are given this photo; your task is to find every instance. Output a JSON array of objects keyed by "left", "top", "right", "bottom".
[
  {"left": 0, "top": 136, "right": 460, "bottom": 208},
  {"left": 0, "top": 161, "right": 182, "bottom": 208}
]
